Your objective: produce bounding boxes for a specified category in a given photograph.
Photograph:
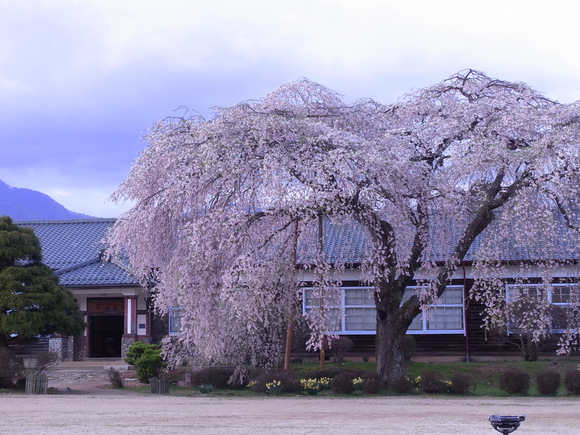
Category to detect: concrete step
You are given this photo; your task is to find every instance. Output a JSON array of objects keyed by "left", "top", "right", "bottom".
[{"left": 49, "top": 359, "right": 130, "bottom": 371}]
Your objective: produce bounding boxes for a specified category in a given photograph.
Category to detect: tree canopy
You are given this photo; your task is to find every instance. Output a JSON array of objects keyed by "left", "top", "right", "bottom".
[
  {"left": 108, "top": 70, "right": 580, "bottom": 380},
  {"left": 0, "top": 216, "right": 84, "bottom": 346}
]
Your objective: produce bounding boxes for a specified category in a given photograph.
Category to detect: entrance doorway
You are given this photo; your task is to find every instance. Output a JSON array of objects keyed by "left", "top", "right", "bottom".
[
  {"left": 87, "top": 298, "right": 125, "bottom": 358},
  {"left": 89, "top": 315, "right": 124, "bottom": 357}
]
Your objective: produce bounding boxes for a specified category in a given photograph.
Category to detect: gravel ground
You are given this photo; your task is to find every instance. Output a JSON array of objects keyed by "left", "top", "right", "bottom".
[
  {"left": 2, "top": 364, "right": 574, "bottom": 434},
  {"left": 1, "top": 391, "right": 579, "bottom": 434}
]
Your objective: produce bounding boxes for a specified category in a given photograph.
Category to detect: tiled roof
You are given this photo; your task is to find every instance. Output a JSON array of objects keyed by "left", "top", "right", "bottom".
[
  {"left": 57, "top": 259, "right": 138, "bottom": 287},
  {"left": 297, "top": 219, "right": 368, "bottom": 265},
  {"left": 16, "top": 214, "right": 577, "bottom": 288},
  {"left": 16, "top": 219, "right": 139, "bottom": 287},
  {"left": 307, "top": 215, "right": 578, "bottom": 265}
]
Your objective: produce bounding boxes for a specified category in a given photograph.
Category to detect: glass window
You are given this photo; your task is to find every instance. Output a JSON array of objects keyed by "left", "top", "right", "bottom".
[
  {"left": 303, "top": 285, "right": 464, "bottom": 335},
  {"left": 168, "top": 308, "right": 182, "bottom": 334},
  {"left": 345, "top": 307, "right": 376, "bottom": 330},
  {"left": 506, "top": 284, "right": 577, "bottom": 333},
  {"left": 552, "top": 286, "right": 571, "bottom": 304},
  {"left": 345, "top": 288, "right": 374, "bottom": 305},
  {"left": 439, "top": 287, "right": 463, "bottom": 304},
  {"left": 427, "top": 307, "right": 463, "bottom": 330}
]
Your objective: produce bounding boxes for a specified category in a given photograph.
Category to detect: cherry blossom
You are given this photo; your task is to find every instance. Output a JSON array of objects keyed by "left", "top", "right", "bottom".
[{"left": 108, "top": 70, "right": 580, "bottom": 382}]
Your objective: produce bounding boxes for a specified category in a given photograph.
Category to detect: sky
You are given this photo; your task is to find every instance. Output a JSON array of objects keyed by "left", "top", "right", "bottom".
[{"left": 1, "top": 0, "right": 579, "bottom": 218}]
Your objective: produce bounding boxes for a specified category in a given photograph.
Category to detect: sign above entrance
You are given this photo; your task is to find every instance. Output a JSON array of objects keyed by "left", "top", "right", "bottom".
[{"left": 87, "top": 299, "right": 125, "bottom": 314}]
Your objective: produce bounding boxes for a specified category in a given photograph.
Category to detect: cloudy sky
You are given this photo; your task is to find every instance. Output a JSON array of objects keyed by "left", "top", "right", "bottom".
[{"left": 1, "top": 0, "right": 579, "bottom": 218}]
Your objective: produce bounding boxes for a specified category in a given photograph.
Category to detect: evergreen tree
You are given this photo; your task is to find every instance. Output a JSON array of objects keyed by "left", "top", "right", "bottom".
[{"left": 0, "top": 216, "right": 84, "bottom": 347}]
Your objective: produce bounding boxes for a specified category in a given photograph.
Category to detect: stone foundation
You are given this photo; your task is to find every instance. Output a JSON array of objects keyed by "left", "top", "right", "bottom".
[
  {"left": 48, "top": 335, "right": 75, "bottom": 361},
  {"left": 121, "top": 334, "right": 137, "bottom": 358}
]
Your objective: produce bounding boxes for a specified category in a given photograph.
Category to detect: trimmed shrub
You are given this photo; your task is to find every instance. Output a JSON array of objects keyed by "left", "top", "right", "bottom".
[
  {"left": 449, "top": 372, "right": 474, "bottom": 395},
  {"left": 387, "top": 375, "right": 413, "bottom": 394},
  {"left": 330, "top": 372, "right": 355, "bottom": 394},
  {"left": 135, "top": 347, "right": 166, "bottom": 383},
  {"left": 251, "top": 370, "right": 301, "bottom": 394},
  {"left": 420, "top": 370, "right": 447, "bottom": 394},
  {"left": 124, "top": 341, "right": 153, "bottom": 366},
  {"left": 499, "top": 368, "right": 530, "bottom": 394},
  {"left": 564, "top": 370, "right": 580, "bottom": 395},
  {"left": 536, "top": 369, "right": 561, "bottom": 396},
  {"left": 361, "top": 373, "right": 382, "bottom": 394},
  {"left": 190, "top": 367, "right": 235, "bottom": 389},
  {"left": 125, "top": 342, "right": 166, "bottom": 383}
]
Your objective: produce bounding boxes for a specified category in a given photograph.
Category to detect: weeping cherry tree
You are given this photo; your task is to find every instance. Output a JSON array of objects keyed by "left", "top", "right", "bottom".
[{"left": 107, "top": 70, "right": 580, "bottom": 382}]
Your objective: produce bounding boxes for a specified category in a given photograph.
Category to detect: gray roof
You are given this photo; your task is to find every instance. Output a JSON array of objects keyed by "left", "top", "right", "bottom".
[
  {"left": 16, "top": 219, "right": 139, "bottom": 287},
  {"left": 16, "top": 214, "right": 577, "bottom": 288},
  {"left": 303, "top": 215, "right": 578, "bottom": 265}
]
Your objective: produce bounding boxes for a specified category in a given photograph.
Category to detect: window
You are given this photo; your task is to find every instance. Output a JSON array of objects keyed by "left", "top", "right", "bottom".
[
  {"left": 303, "top": 285, "right": 465, "bottom": 335},
  {"left": 168, "top": 308, "right": 182, "bottom": 334},
  {"left": 506, "top": 283, "right": 577, "bottom": 333},
  {"left": 403, "top": 286, "right": 465, "bottom": 334}
]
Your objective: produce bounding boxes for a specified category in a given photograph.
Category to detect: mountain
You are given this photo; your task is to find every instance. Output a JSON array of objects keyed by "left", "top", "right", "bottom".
[{"left": 0, "top": 180, "right": 97, "bottom": 220}]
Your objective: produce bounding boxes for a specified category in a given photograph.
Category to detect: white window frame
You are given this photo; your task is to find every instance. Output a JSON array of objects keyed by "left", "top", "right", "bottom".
[
  {"left": 303, "top": 285, "right": 465, "bottom": 335},
  {"left": 505, "top": 283, "right": 576, "bottom": 334}
]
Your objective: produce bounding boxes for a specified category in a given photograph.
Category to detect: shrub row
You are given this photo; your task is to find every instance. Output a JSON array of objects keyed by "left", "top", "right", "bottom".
[
  {"left": 499, "top": 367, "right": 580, "bottom": 396},
  {"left": 182, "top": 365, "right": 580, "bottom": 396}
]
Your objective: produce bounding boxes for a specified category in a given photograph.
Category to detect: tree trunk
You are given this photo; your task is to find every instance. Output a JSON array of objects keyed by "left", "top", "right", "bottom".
[
  {"left": 375, "top": 315, "right": 408, "bottom": 383},
  {"left": 375, "top": 296, "right": 420, "bottom": 384}
]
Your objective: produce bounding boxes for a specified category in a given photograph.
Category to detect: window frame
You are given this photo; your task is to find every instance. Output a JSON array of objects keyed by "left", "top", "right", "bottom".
[
  {"left": 302, "top": 284, "right": 466, "bottom": 335},
  {"left": 168, "top": 307, "right": 182, "bottom": 335},
  {"left": 505, "top": 283, "right": 577, "bottom": 334}
]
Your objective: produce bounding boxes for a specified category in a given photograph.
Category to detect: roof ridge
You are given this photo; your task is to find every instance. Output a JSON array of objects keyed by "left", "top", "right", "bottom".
[
  {"left": 55, "top": 257, "right": 102, "bottom": 275},
  {"left": 15, "top": 218, "right": 117, "bottom": 224}
]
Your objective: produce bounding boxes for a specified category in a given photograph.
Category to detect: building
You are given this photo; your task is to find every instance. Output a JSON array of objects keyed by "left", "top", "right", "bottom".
[
  {"left": 16, "top": 217, "right": 579, "bottom": 362},
  {"left": 16, "top": 219, "right": 156, "bottom": 361}
]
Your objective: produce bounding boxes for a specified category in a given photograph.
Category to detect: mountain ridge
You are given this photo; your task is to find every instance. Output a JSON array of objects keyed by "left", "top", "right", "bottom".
[{"left": 0, "top": 179, "right": 98, "bottom": 221}]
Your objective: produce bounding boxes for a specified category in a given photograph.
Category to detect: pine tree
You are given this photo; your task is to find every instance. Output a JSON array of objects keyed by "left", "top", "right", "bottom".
[{"left": 0, "top": 216, "right": 84, "bottom": 347}]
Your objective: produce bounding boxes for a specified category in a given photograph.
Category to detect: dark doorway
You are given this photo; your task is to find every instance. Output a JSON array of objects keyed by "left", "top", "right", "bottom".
[{"left": 89, "top": 315, "right": 124, "bottom": 357}]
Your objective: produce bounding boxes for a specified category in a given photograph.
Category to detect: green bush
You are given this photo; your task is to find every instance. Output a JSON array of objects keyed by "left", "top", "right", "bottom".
[
  {"left": 564, "top": 370, "right": 580, "bottom": 395},
  {"left": 124, "top": 341, "right": 152, "bottom": 366},
  {"left": 536, "top": 369, "right": 561, "bottom": 396},
  {"left": 449, "top": 373, "right": 474, "bottom": 395},
  {"left": 499, "top": 368, "right": 530, "bottom": 394},
  {"left": 420, "top": 370, "right": 447, "bottom": 394},
  {"left": 125, "top": 342, "right": 166, "bottom": 383},
  {"left": 136, "top": 348, "right": 166, "bottom": 383}
]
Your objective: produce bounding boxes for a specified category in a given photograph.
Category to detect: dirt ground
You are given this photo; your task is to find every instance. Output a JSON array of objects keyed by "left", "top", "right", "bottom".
[{"left": 1, "top": 385, "right": 579, "bottom": 434}]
